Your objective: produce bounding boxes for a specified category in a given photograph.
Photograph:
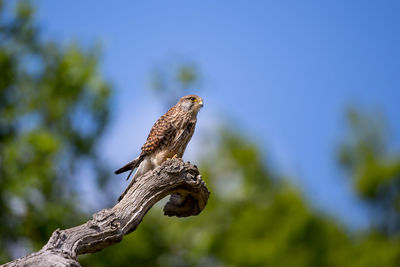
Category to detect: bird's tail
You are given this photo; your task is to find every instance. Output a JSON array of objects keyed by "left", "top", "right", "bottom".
[{"left": 114, "top": 154, "right": 145, "bottom": 180}]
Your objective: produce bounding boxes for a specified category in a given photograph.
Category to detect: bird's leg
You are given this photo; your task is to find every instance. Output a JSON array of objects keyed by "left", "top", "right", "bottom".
[{"left": 166, "top": 154, "right": 178, "bottom": 160}]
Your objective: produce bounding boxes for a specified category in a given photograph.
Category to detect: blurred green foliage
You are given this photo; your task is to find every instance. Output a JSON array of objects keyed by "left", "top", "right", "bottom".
[
  {"left": 81, "top": 127, "right": 400, "bottom": 267},
  {"left": 1, "top": 1, "right": 400, "bottom": 266},
  {"left": 0, "top": 0, "right": 111, "bottom": 262},
  {"left": 339, "top": 108, "right": 400, "bottom": 235}
]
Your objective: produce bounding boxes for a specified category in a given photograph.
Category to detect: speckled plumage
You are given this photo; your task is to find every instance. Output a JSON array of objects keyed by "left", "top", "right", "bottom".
[{"left": 116, "top": 94, "right": 203, "bottom": 201}]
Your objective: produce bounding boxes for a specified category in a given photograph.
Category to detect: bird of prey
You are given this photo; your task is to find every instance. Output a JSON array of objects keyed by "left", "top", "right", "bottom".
[{"left": 115, "top": 94, "right": 203, "bottom": 201}]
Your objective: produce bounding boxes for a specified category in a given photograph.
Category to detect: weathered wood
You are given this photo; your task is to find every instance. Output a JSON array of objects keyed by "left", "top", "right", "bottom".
[{"left": 3, "top": 159, "right": 209, "bottom": 267}]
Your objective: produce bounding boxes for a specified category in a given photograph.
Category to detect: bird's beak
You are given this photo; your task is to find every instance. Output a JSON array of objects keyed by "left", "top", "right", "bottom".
[{"left": 199, "top": 100, "right": 203, "bottom": 107}]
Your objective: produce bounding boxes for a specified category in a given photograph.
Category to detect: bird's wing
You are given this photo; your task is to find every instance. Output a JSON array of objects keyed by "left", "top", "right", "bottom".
[
  {"left": 170, "top": 121, "right": 195, "bottom": 151},
  {"left": 141, "top": 111, "right": 177, "bottom": 155},
  {"left": 115, "top": 108, "right": 176, "bottom": 180}
]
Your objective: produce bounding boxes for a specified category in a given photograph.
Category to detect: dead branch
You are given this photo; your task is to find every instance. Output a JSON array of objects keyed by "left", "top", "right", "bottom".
[{"left": 2, "top": 159, "right": 209, "bottom": 267}]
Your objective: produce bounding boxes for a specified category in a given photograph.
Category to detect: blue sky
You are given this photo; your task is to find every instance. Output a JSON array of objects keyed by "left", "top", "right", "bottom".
[{"left": 35, "top": 0, "right": 400, "bottom": 229}]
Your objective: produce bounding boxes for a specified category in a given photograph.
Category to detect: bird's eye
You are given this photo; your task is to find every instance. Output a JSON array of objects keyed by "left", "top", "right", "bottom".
[{"left": 190, "top": 97, "right": 196, "bottom": 102}]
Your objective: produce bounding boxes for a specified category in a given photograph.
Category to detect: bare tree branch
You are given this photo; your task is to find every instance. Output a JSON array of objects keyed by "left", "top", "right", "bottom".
[{"left": 3, "top": 159, "right": 210, "bottom": 267}]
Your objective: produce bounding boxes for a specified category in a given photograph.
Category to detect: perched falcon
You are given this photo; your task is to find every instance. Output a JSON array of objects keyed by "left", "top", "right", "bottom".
[{"left": 115, "top": 94, "right": 203, "bottom": 201}]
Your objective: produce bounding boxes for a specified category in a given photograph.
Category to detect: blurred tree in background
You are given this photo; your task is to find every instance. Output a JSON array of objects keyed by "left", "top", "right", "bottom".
[
  {"left": 339, "top": 108, "right": 400, "bottom": 236},
  {"left": 0, "top": 0, "right": 111, "bottom": 262},
  {"left": 1, "top": 1, "right": 400, "bottom": 266},
  {"left": 82, "top": 124, "right": 400, "bottom": 267}
]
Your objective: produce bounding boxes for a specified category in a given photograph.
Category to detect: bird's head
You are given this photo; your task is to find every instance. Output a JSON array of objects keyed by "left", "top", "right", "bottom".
[{"left": 177, "top": 94, "right": 204, "bottom": 113}]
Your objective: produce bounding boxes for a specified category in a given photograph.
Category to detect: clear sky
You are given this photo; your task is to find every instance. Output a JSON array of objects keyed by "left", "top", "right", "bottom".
[{"left": 35, "top": 0, "right": 400, "bottom": 229}]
